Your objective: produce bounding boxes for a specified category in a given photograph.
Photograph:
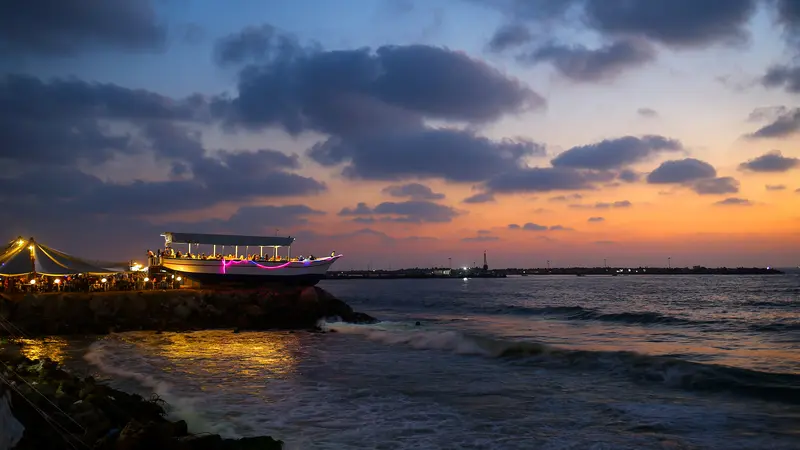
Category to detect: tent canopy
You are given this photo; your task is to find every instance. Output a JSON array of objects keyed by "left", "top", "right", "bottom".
[{"left": 0, "top": 237, "right": 118, "bottom": 277}]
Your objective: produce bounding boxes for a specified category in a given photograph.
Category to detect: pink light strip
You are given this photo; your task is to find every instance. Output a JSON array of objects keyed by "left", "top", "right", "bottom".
[{"left": 220, "top": 255, "right": 341, "bottom": 274}]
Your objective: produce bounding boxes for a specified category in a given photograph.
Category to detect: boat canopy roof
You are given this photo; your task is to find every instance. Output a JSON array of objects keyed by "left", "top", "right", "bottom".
[{"left": 162, "top": 232, "right": 295, "bottom": 247}]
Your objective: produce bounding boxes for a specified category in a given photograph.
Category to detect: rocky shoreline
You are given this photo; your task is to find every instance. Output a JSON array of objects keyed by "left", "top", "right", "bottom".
[
  {"left": 0, "top": 286, "right": 376, "bottom": 337},
  {"left": 0, "top": 343, "right": 284, "bottom": 449}
]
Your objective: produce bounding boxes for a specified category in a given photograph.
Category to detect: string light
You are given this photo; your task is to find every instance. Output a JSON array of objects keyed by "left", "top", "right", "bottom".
[{"left": 220, "top": 255, "right": 341, "bottom": 274}]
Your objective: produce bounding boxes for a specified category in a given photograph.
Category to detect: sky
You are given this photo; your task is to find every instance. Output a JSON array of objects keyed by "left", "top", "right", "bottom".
[{"left": 1, "top": 0, "right": 799, "bottom": 269}]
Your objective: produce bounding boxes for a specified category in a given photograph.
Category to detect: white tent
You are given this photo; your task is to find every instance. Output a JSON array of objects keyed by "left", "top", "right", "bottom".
[{"left": 0, "top": 237, "right": 117, "bottom": 277}]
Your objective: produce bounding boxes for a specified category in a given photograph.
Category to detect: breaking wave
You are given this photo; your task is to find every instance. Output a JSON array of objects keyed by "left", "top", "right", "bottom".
[{"left": 323, "top": 322, "right": 800, "bottom": 405}]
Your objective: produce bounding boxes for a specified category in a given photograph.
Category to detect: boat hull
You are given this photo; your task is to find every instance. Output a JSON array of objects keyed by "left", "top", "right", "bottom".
[{"left": 157, "top": 256, "right": 340, "bottom": 287}]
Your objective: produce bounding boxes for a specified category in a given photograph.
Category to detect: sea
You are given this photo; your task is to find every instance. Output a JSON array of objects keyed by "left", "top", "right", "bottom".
[{"left": 23, "top": 272, "right": 800, "bottom": 449}]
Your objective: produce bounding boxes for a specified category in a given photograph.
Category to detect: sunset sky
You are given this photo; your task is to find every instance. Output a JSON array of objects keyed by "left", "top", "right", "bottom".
[{"left": 1, "top": 0, "right": 799, "bottom": 269}]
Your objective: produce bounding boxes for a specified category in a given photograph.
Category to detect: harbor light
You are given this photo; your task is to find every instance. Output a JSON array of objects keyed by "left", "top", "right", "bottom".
[
  {"left": 144, "top": 277, "right": 149, "bottom": 282},
  {"left": 101, "top": 278, "right": 107, "bottom": 283}
]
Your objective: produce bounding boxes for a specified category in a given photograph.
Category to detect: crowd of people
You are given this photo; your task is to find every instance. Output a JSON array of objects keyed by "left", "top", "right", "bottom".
[
  {"left": 0, "top": 272, "right": 152, "bottom": 294},
  {"left": 148, "top": 247, "right": 335, "bottom": 266}
]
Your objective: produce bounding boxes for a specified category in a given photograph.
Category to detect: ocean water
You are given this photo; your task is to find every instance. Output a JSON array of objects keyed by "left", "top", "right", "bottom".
[{"left": 25, "top": 274, "right": 800, "bottom": 449}]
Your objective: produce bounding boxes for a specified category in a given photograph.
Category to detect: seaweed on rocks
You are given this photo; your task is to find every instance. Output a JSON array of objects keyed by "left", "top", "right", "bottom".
[{"left": 0, "top": 343, "right": 283, "bottom": 450}]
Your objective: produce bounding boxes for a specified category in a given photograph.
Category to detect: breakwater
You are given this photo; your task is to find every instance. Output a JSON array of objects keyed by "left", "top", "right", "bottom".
[
  {"left": 0, "top": 344, "right": 283, "bottom": 449},
  {"left": 0, "top": 286, "right": 377, "bottom": 337}
]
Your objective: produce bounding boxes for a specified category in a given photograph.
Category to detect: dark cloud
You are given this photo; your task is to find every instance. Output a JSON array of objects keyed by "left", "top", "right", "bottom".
[
  {"left": 637, "top": 107, "right": 658, "bottom": 118},
  {"left": 382, "top": 183, "right": 445, "bottom": 200},
  {"left": 549, "top": 194, "right": 583, "bottom": 202},
  {"left": 618, "top": 169, "right": 641, "bottom": 182},
  {"left": 215, "top": 31, "right": 545, "bottom": 136},
  {"left": 463, "top": 192, "right": 496, "bottom": 204},
  {"left": 488, "top": 23, "right": 533, "bottom": 52},
  {"left": 714, "top": 197, "right": 752, "bottom": 206},
  {"left": 0, "top": 0, "right": 166, "bottom": 56},
  {"left": 588, "top": 216, "right": 605, "bottom": 222},
  {"left": 738, "top": 150, "right": 800, "bottom": 172},
  {"left": 518, "top": 39, "right": 656, "bottom": 82},
  {"left": 213, "top": 24, "right": 301, "bottom": 66},
  {"left": 478, "top": 0, "right": 757, "bottom": 51},
  {"left": 485, "top": 167, "right": 615, "bottom": 194},
  {"left": 551, "top": 135, "right": 682, "bottom": 170},
  {"left": 0, "top": 74, "right": 209, "bottom": 166},
  {"left": 773, "top": 0, "right": 800, "bottom": 36},
  {"left": 477, "top": 229, "right": 492, "bottom": 235},
  {"left": 766, "top": 184, "right": 787, "bottom": 191},
  {"left": 745, "top": 108, "right": 800, "bottom": 139},
  {"left": 549, "top": 225, "right": 573, "bottom": 231},
  {"left": 570, "top": 200, "right": 632, "bottom": 209},
  {"left": 309, "top": 129, "right": 543, "bottom": 182},
  {"left": 580, "top": 0, "right": 756, "bottom": 48},
  {"left": 338, "top": 201, "right": 461, "bottom": 223},
  {"left": 691, "top": 177, "right": 740, "bottom": 195},
  {"left": 186, "top": 205, "right": 326, "bottom": 235},
  {"left": 518, "top": 223, "right": 548, "bottom": 231},
  {"left": 647, "top": 158, "right": 717, "bottom": 184},
  {"left": 762, "top": 65, "right": 800, "bottom": 94},
  {"left": 462, "top": 235, "right": 500, "bottom": 242}
]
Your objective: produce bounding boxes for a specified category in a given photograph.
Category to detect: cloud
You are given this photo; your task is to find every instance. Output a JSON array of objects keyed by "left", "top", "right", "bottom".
[
  {"left": 549, "top": 194, "right": 583, "bottom": 202},
  {"left": 485, "top": 167, "right": 616, "bottom": 194},
  {"left": 508, "top": 222, "right": 567, "bottom": 231},
  {"left": 745, "top": 107, "right": 800, "bottom": 139},
  {"left": 518, "top": 39, "right": 656, "bottom": 82},
  {"left": 618, "top": 169, "right": 641, "bottom": 182},
  {"left": 488, "top": 23, "right": 532, "bottom": 52},
  {"left": 463, "top": 192, "right": 496, "bottom": 204},
  {"left": 570, "top": 200, "right": 632, "bottom": 209},
  {"left": 551, "top": 135, "right": 683, "bottom": 170},
  {"left": 766, "top": 184, "right": 786, "bottom": 191},
  {"left": 338, "top": 200, "right": 461, "bottom": 223},
  {"left": 647, "top": 158, "right": 717, "bottom": 184},
  {"left": 588, "top": 217, "right": 605, "bottom": 222},
  {"left": 462, "top": 235, "right": 500, "bottom": 242},
  {"left": 186, "top": 205, "right": 326, "bottom": 235},
  {"left": 382, "top": 183, "right": 445, "bottom": 200},
  {"left": 637, "top": 107, "right": 659, "bottom": 118},
  {"left": 691, "top": 176, "right": 740, "bottom": 195},
  {"left": 0, "top": 74, "right": 209, "bottom": 166},
  {"left": 479, "top": 0, "right": 758, "bottom": 50},
  {"left": 214, "top": 31, "right": 545, "bottom": 137},
  {"left": 309, "top": 129, "right": 544, "bottom": 182},
  {"left": 762, "top": 65, "right": 800, "bottom": 94},
  {"left": 0, "top": 0, "right": 166, "bottom": 56},
  {"left": 738, "top": 150, "right": 800, "bottom": 172},
  {"left": 714, "top": 197, "right": 752, "bottom": 206}
]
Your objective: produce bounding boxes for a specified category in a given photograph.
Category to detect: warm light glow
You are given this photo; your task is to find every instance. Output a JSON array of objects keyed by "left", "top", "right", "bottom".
[
  {"left": 28, "top": 245, "right": 34, "bottom": 251},
  {"left": 143, "top": 277, "right": 149, "bottom": 282},
  {"left": 16, "top": 239, "right": 23, "bottom": 246},
  {"left": 171, "top": 274, "right": 174, "bottom": 279},
  {"left": 54, "top": 279, "right": 60, "bottom": 284},
  {"left": 219, "top": 255, "right": 340, "bottom": 274},
  {"left": 29, "top": 279, "right": 36, "bottom": 284},
  {"left": 176, "top": 276, "right": 182, "bottom": 281},
  {"left": 18, "top": 337, "right": 69, "bottom": 363},
  {"left": 101, "top": 278, "right": 107, "bottom": 283}
]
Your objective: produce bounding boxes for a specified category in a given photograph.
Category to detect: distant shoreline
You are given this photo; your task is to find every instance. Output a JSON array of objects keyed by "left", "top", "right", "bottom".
[{"left": 325, "top": 266, "right": 784, "bottom": 280}]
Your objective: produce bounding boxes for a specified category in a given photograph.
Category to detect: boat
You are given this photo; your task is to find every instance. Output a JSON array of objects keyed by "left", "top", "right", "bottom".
[{"left": 147, "top": 232, "right": 341, "bottom": 286}]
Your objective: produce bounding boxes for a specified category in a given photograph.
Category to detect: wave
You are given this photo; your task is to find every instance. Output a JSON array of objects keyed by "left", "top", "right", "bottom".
[
  {"left": 495, "top": 304, "right": 700, "bottom": 326},
  {"left": 323, "top": 322, "right": 800, "bottom": 405},
  {"left": 84, "top": 337, "right": 240, "bottom": 437}
]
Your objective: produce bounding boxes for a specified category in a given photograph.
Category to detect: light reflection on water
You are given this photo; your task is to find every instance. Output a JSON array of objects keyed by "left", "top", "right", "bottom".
[{"left": 17, "top": 337, "right": 69, "bottom": 363}]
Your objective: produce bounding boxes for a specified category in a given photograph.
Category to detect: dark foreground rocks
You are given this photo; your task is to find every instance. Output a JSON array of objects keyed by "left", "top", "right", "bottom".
[
  {"left": 0, "top": 286, "right": 377, "bottom": 336},
  {"left": 0, "top": 344, "right": 282, "bottom": 449}
]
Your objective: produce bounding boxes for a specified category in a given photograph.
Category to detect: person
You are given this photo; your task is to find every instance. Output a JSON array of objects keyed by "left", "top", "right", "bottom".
[{"left": 330, "top": 250, "right": 336, "bottom": 257}]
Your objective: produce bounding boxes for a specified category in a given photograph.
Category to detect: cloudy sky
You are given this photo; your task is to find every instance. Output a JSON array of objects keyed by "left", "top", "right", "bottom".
[{"left": 1, "top": 0, "right": 799, "bottom": 269}]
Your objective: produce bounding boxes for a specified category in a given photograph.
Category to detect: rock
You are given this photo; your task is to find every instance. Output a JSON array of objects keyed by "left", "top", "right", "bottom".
[
  {"left": 0, "top": 287, "right": 377, "bottom": 337},
  {"left": 178, "top": 434, "right": 223, "bottom": 450},
  {"left": 225, "top": 436, "right": 284, "bottom": 450}
]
